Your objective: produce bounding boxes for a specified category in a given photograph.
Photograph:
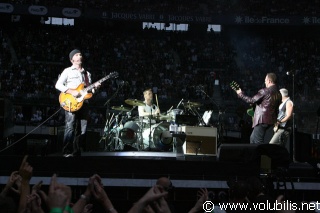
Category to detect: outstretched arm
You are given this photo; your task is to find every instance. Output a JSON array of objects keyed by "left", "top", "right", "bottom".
[
  {"left": 0, "top": 171, "right": 20, "bottom": 197},
  {"left": 17, "top": 156, "right": 33, "bottom": 213},
  {"left": 237, "top": 89, "right": 265, "bottom": 105}
]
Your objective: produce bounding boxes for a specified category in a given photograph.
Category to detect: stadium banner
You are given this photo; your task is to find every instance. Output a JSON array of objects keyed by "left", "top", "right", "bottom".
[{"left": 0, "top": 3, "right": 319, "bottom": 25}]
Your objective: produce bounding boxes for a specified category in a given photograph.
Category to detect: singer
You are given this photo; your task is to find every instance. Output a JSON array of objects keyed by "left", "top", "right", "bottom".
[
  {"left": 233, "top": 73, "right": 282, "bottom": 144},
  {"left": 138, "top": 88, "right": 160, "bottom": 117}
]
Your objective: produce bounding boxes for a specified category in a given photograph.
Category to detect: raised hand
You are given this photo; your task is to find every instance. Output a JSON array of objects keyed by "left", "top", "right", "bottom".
[
  {"left": 47, "top": 174, "right": 71, "bottom": 210},
  {"left": 188, "top": 188, "right": 209, "bottom": 213},
  {"left": 149, "top": 186, "right": 171, "bottom": 213},
  {"left": 19, "top": 155, "right": 33, "bottom": 182},
  {"left": 128, "top": 185, "right": 168, "bottom": 213}
]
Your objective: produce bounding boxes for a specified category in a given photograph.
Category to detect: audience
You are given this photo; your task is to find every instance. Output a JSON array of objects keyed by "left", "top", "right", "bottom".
[
  {"left": 0, "top": 21, "right": 319, "bottom": 133},
  {"left": 1, "top": 156, "right": 320, "bottom": 212}
]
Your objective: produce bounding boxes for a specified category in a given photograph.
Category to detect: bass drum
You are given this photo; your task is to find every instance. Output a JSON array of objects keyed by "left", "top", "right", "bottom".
[
  {"left": 119, "top": 121, "right": 141, "bottom": 145},
  {"left": 142, "top": 122, "right": 173, "bottom": 151}
]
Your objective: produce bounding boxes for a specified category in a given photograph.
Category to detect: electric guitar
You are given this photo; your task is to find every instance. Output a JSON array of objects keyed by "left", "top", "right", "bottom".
[
  {"left": 230, "top": 81, "right": 255, "bottom": 117},
  {"left": 59, "top": 72, "right": 118, "bottom": 112}
]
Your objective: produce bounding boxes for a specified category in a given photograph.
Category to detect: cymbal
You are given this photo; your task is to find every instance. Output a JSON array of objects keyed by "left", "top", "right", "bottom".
[
  {"left": 125, "top": 99, "right": 145, "bottom": 106},
  {"left": 183, "top": 101, "right": 202, "bottom": 107},
  {"left": 111, "top": 106, "right": 131, "bottom": 111}
]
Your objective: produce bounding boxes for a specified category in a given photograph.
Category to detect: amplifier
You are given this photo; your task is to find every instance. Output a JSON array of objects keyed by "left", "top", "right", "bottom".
[{"left": 181, "top": 126, "right": 217, "bottom": 156}]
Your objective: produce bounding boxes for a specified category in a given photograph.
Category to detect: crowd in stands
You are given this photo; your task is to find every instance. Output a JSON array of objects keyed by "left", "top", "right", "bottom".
[
  {"left": 1, "top": 155, "right": 319, "bottom": 212},
  {"left": 0, "top": 20, "right": 319, "bottom": 133},
  {"left": 3, "top": 0, "right": 320, "bottom": 16}
]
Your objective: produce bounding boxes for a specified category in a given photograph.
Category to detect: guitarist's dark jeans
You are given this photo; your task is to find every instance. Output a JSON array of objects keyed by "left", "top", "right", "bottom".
[
  {"left": 62, "top": 104, "right": 88, "bottom": 156},
  {"left": 250, "top": 123, "right": 272, "bottom": 144}
]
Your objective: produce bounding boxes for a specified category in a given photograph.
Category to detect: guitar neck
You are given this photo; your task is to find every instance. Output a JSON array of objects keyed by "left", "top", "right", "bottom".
[
  {"left": 83, "top": 75, "right": 111, "bottom": 92},
  {"left": 230, "top": 81, "right": 240, "bottom": 91}
]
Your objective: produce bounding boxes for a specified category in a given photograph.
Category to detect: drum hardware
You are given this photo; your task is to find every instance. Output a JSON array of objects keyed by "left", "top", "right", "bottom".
[
  {"left": 102, "top": 111, "right": 127, "bottom": 151},
  {"left": 179, "top": 100, "right": 205, "bottom": 126},
  {"left": 106, "top": 128, "right": 124, "bottom": 151},
  {"left": 101, "top": 79, "right": 127, "bottom": 150},
  {"left": 167, "top": 109, "right": 183, "bottom": 123},
  {"left": 143, "top": 115, "right": 156, "bottom": 150},
  {"left": 125, "top": 99, "right": 145, "bottom": 106},
  {"left": 103, "top": 106, "right": 134, "bottom": 151}
]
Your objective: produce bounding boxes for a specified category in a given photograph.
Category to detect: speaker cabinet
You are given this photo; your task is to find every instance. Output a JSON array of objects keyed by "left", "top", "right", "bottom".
[
  {"left": 256, "top": 144, "right": 291, "bottom": 168},
  {"left": 218, "top": 144, "right": 259, "bottom": 163},
  {"left": 181, "top": 126, "right": 217, "bottom": 156}
]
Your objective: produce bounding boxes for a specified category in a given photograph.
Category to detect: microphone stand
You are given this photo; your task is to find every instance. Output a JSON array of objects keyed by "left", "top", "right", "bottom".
[
  {"left": 291, "top": 73, "right": 296, "bottom": 162},
  {"left": 200, "top": 89, "right": 225, "bottom": 147}
]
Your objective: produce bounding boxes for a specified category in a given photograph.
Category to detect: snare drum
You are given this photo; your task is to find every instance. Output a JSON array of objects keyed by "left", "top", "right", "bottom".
[{"left": 142, "top": 122, "right": 173, "bottom": 151}]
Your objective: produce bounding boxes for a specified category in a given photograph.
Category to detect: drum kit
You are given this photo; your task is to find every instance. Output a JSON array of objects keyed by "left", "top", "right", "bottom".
[{"left": 102, "top": 98, "right": 203, "bottom": 152}]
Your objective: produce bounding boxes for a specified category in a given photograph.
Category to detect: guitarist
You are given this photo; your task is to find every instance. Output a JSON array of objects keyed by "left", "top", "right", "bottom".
[
  {"left": 269, "top": 88, "right": 294, "bottom": 146},
  {"left": 55, "top": 49, "right": 100, "bottom": 157},
  {"left": 234, "top": 73, "right": 282, "bottom": 145}
]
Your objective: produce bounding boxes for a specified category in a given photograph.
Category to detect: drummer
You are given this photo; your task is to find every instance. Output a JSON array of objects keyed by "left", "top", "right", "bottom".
[{"left": 138, "top": 88, "right": 160, "bottom": 117}]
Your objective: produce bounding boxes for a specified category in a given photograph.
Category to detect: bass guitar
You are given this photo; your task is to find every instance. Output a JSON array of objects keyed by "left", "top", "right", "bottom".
[
  {"left": 273, "top": 114, "right": 285, "bottom": 133},
  {"left": 59, "top": 71, "right": 118, "bottom": 112}
]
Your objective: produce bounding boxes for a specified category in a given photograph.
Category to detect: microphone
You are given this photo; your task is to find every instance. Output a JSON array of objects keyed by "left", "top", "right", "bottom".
[{"left": 176, "top": 98, "right": 184, "bottom": 108}]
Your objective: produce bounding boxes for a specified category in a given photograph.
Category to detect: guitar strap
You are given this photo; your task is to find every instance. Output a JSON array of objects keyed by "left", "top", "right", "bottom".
[
  {"left": 83, "top": 71, "right": 89, "bottom": 87},
  {"left": 278, "top": 98, "right": 290, "bottom": 127},
  {"left": 280, "top": 98, "right": 290, "bottom": 112}
]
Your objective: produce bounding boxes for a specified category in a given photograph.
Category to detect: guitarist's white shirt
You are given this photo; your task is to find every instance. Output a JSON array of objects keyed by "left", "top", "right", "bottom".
[{"left": 55, "top": 66, "right": 91, "bottom": 93}]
